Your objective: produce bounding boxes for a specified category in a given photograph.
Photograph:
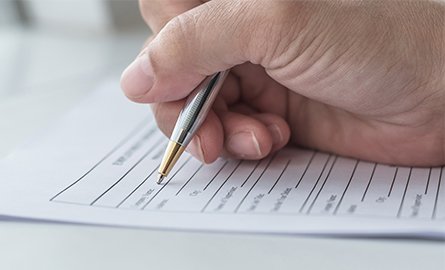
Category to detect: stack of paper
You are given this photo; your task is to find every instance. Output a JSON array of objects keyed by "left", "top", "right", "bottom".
[{"left": 0, "top": 80, "right": 443, "bottom": 238}]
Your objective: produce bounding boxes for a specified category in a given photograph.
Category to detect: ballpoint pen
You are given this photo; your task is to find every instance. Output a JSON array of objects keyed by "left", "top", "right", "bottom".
[{"left": 157, "top": 70, "right": 229, "bottom": 184}]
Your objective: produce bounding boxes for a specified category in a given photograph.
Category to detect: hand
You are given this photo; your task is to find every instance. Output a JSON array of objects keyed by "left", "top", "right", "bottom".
[{"left": 121, "top": 0, "right": 445, "bottom": 166}]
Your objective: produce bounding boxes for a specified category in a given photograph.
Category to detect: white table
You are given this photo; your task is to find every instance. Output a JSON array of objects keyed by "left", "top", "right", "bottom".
[{"left": 0, "top": 28, "right": 443, "bottom": 270}]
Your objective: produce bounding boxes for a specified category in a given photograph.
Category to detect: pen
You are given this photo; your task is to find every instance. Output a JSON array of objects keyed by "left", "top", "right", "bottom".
[{"left": 157, "top": 70, "right": 229, "bottom": 184}]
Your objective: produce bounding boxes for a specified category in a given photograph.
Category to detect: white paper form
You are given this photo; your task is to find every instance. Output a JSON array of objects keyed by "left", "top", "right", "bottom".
[{"left": 0, "top": 80, "right": 444, "bottom": 238}]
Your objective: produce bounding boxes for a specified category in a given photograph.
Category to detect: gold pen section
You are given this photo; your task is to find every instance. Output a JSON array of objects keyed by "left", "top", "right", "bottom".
[{"left": 158, "top": 140, "right": 186, "bottom": 179}]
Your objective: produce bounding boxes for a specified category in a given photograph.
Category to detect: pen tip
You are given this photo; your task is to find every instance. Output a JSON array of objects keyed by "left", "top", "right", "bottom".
[{"left": 157, "top": 174, "right": 165, "bottom": 185}]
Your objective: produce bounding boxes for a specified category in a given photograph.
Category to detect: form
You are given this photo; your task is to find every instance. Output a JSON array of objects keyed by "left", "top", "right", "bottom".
[{"left": 0, "top": 80, "right": 443, "bottom": 238}]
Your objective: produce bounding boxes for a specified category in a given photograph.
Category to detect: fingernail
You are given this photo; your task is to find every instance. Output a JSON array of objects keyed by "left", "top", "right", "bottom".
[
  {"left": 120, "top": 50, "right": 154, "bottom": 98},
  {"left": 187, "top": 136, "right": 205, "bottom": 163},
  {"left": 267, "top": 124, "right": 283, "bottom": 146},
  {"left": 227, "top": 131, "right": 262, "bottom": 158}
]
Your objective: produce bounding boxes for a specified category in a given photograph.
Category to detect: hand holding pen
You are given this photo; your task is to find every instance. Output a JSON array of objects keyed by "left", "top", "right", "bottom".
[{"left": 121, "top": 1, "right": 445, "bottom": 170}]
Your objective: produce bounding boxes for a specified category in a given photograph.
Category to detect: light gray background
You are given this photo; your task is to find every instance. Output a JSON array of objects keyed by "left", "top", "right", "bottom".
[{"left": 0, "top": 1, "right": 443, "bottom": 269}]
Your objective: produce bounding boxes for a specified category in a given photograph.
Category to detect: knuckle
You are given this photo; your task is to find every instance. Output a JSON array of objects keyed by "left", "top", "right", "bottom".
[
  {"left": 152, "top": 13, "right": 198, "bottom": 69},
  {"left": 139, "top": 0, "right": 173, "bottom": 32},
  {"left": 165, "top": 13, "right": 197, "bottom": 42},
  {"left": 138, "top": 0, "right": 152, "bottom": 22}
]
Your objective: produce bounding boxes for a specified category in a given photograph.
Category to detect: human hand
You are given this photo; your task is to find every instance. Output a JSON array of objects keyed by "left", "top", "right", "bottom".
[{"left": 121, "top": 0, "right": 445, "bottom": 166}]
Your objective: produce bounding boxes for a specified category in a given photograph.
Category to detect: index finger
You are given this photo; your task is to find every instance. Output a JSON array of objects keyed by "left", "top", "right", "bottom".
[{"left": 140, "top": 0, "right": 205, "bottom": 33}]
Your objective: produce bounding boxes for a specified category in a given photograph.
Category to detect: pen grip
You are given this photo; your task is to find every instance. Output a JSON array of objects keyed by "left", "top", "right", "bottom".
[{"left": 171, "top": 71, "right": 228, "bottom": 146}]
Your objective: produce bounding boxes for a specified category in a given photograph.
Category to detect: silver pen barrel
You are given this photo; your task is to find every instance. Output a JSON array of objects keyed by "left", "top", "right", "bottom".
[
  {"left": 170, "top": 70, "right": 229, "bottom": 146},
  {"left": 157, "top": 70, "right": 228, "bottom": 183}
]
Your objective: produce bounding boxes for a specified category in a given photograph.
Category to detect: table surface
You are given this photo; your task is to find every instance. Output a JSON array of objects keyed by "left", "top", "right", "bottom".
[{"left": 0, "top": 27, "right": 443, "bottom": 270}]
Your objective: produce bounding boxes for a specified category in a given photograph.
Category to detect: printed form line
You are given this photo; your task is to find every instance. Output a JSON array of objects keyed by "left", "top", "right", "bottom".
[
  {"left": 203, "top": 161, "right": 229, "bottom": 190},
  {"left": 361, "top": 163, "right": 377, "bottom": 202},
  {"left": 387, "top": 167, "right": 399, "bottom": 197},
  {"left": 116, "top": 166, "right": 159, "bottom": 208},
  {"left": 397, "top": 167, "right": 413, "bottom": 218},
  {"left": 175, "top": 164, "right": 204, "bottom": 196},
  {"left": 141, "top": 157, "right": 192, "bottom": 210},
  {"left": 299, "top": 155, "right": 332, "bottom": 213},
  {"left": 333, "top": 160, "right": 359, "bottom": 215},
  {"left": 425, "top": 168, "right": 432, "bottom": 195},
  {"left": 432, "top": 167, "right": 443, "bottom": 219},
  {"left": 201, "top": 161, "right": 242, "bottom": 212},
  {"left": 240, "top": 160, "right": 262, "bottom": 187},
  {"left": 50, "top": 118, "right": 152, "bottom": 201},
  {"left": 234, "top": 155, "right": 277, "bottom": 213},
  {"left": 295, "top": 151, "right": 317, "bottom": 189},
  {"left": 90, "top": 136, "right": 163, "bottom": 205},
  {"left": 268, "top": 160, "right": 291, "bottom": 194},
  {"left": 306, "top": 156, "right": 338, "bottom": 214}
]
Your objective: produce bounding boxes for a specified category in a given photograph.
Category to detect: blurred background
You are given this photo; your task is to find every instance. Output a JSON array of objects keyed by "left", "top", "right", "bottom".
[{"left": 0, "top": 0, "right": 150, "bottom": 157}]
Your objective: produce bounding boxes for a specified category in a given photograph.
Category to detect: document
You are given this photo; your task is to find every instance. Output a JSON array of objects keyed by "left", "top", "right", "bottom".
[{"left": 0, "top": 80, "right": 443, "bottom": 238}]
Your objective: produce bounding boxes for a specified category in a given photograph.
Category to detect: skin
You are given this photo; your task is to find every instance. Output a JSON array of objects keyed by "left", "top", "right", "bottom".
[{"left": 120, "top": 0, "right": 445, "bottom": 166}]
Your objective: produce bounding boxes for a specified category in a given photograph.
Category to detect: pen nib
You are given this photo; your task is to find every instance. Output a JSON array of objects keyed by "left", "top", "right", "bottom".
[{"left": 157, "top": 174, "right": 165, "bottom": 185}]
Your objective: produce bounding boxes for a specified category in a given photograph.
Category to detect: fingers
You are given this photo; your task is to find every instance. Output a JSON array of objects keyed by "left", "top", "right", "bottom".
[
  {"left": 121, "top": 1, "right": 272, "bottom": 104},
  {"left": 139, "top": 0, "right": 203, "bottom": 33},
  {"left": 248, "top": 113, "right": 291, "bottom": 153},
  {"left": 218, "top": 111, "right": 290, "bottom": 159},
  {"left": 218, "top": 111, "right": 271, "bottom": 159},
  {"left": 121, "top": 0, "right": 203, "bottom": 98},
  {"left": 151, "top": 101, "right": 224, "bottom": 163},
  {"left": 152, "top": 99, "right": 290, "bottom": 162}
]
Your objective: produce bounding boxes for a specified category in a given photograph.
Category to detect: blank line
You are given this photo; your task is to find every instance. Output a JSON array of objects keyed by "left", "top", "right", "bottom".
[
  {"left": 268, "top": 160, "right": 291, "bottom": 194},
  {"left": 234, "top": 155, "right": 276, "bottom": 213},
  {"left": 425, "top": 168, "right": 432, "bottom": 195},
  {"left": 241, "top": 160, "right": 262, "bottom": 187},
  {"left": 115, "top": 165, "right": 158, "bottom": 208},
  {"left": 333, "top": 160, "right": 359, "bottom": 215},
  {"left": 306, "top": 156, "right": 338, "bottom": 214},
  {"left": 49, "top": 118, "right": 151, "bottom": 201},
  {"left": 361, "top": 163, "right": 377, "bottom": 202},
  {"left": 201, "top": 160, "right": 242, "bottom": 212},
  {"left": 432, "top": 167, "right": 443, "bottom": 219},
  {"left": 203, "top": 161, "right": 229, "bottom": 190},
  {"left": 295, "top": 151, "right": 317, "bottom": 189},
  {"left": 90, "top": 137, "right": 163, "bottom": 205},
  {"left": 298, "top": 155, "right": 332, "bottom": 213},
  {"left": 175, "top": 164, "right": 204, "bottom": 196},
  {"left": 397, "top": 167, "right": 412, "bottom": 218},
  {"left": 141, "top": 157, "right": 192, "bottom": 210},
  {"left": 387, "top": 167, "right": 399, "bottom": 197}
]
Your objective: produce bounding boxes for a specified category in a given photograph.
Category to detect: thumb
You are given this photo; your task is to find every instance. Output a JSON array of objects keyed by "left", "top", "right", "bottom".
[{"left": 121, "top": 1, "right": 272, "bottom": 103}]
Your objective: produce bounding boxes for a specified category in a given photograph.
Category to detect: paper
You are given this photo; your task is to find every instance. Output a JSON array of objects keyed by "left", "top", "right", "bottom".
[{"left": 0, "top": 80, "right": 444, "bottom": 238}]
